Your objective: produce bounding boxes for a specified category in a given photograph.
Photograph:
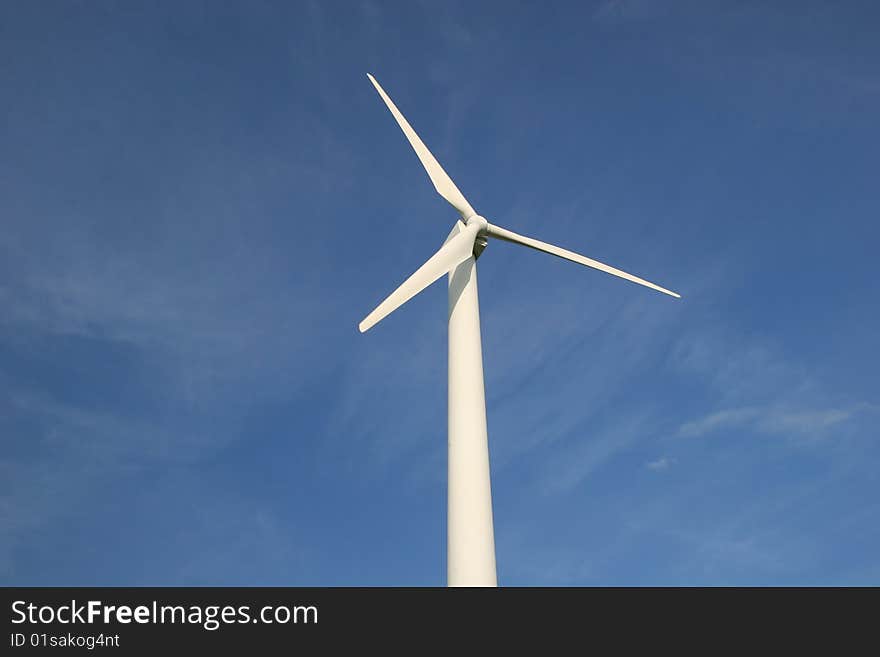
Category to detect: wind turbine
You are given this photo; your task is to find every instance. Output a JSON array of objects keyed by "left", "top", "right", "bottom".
[{"left": 359, "top": 73, "right": 680, "bottom": 587}]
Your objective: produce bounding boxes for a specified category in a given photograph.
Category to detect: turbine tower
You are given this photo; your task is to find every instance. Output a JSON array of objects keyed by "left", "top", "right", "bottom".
[{"left": 359, "top": 74, "right": 680, "bottom": 587}]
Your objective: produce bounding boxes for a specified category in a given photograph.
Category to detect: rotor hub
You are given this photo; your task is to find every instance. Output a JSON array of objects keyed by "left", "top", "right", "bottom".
[{"left": 465, "top": 214, "right": 489, "bottom": 235}]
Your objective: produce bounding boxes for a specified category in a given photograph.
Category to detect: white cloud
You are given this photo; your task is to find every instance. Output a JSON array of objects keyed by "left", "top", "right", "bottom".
[
  {"left": 646, "top": 456, "right": 675, "bottom": 471},
  {"left": 755, "top": 408, "right": 857, "bottom": 436},
  {"left": 677, "top": 403, "right": 875, "bottom": 440},
  {"left": 678, "top": 407, "right": 761, "bottom": 438}
]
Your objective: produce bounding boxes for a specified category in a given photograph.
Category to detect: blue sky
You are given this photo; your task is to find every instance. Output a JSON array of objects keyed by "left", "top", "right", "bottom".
[{"left": 1, "top": 1, "right": 878, "bottom": 585}]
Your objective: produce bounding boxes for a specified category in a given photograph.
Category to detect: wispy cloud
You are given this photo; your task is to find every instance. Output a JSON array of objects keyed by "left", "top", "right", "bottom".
[
  {"left": 534, "top": 410, "right": 654, "bottom": 496},
  {"left": 678, "top": 407, "right": 759, "bottom": 438},
  {"left": 678, "top": 403, "right": 875, "bottom": 440},
  {"left": 0, "top": 99, "right": 349, "bottom": 581}
]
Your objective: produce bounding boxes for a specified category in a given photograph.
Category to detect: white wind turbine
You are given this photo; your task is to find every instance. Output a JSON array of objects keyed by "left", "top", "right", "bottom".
[{"left": 359, "top": 74, "right": 680, "bottom": 587}]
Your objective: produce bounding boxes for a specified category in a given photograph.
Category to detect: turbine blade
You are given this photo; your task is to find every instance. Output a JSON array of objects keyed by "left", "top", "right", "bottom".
[
  {"left": 359, "top": 223, "right": 480, "bottom": 333},
  {"left": 367, "top": 73, "right": 476, "bottom": 219},
  {"left": 486, "top": 224, "right": 681, "bottom": 298}
]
